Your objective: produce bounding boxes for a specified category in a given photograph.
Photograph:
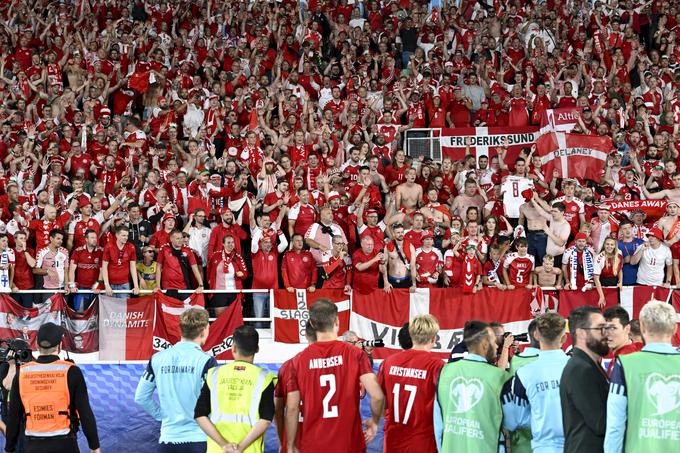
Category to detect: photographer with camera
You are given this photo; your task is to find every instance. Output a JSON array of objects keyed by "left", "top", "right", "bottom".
[
  {"left": 342, "top": 330, "right": 384, "bottom": 368},
  {"left": 0, "top": 338, "right": 33, "bottom": 451},
  {"left": 4, "top": 323, "right": 100, "bottom": 453}
]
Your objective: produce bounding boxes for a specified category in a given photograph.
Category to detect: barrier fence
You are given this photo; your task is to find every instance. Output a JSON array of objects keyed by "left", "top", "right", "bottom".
[{"left": 5, "top": 285, "right": 680, "bottom": 358}]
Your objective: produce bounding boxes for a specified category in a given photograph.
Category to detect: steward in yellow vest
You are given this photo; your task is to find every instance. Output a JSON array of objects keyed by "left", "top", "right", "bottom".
[
  {"left": 195, "top": 325, "right": 275, "bottom": 453},
  {"left": 5, "top": 322, "right": 100, "bottom": 453}
]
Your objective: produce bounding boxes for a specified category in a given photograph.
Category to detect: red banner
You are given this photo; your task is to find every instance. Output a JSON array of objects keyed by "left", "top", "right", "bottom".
[
  {"left": 272, "top": 289, "right": 350, "bottom": 343},
  {"left": 602, "top": 199, "right": 669, "bottom": 222},
  {"left": 440, "top": 126, "right": 539, "bottom": 162},
  {"left": 350, "top": 288, "right": 533, "bottom": 358},
  {"left": 536, "top": 132, "right": 613, "bottom": 182},
  {"left": 0, "top": 294, "right": 98, "bottom": 353}
]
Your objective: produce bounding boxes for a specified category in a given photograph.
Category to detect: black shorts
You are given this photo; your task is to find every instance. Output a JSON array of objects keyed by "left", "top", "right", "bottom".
[
  {"left": 210, "top": 293, "right": 238, "bottom": 308},
  {"left": 388, "top": 275, "right": 412, "bottom": 288}
]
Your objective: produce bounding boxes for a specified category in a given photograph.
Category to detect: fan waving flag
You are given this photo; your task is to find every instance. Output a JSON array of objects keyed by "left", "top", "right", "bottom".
[
  {"left": 536, "top": 132, "right": 613, "bottom": 181},
  {"left": 272, "top": 289, "right": 350, "bottom": 343}
]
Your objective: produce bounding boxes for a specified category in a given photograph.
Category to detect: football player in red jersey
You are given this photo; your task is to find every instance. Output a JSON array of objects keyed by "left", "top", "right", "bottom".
[
  {"left": 378, "top": 315, "right": 443, "bottom": 453},
  {"left": 285, "top": 299, "right": 385, "bottom": 453}
]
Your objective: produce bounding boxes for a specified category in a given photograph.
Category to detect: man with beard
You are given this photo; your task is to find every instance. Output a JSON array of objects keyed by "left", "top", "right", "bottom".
[
  {"left": 434, "top": 320, "right": 508, "bottom": 451},
  {"left": 208, "top": 207, "right": 247, "bottom": 256},
  {"left": 560, "top": 306, "right": 610, "bottom": 453},
  {"left": 562, "top": 233, "right": 597, "bottom": 291}
]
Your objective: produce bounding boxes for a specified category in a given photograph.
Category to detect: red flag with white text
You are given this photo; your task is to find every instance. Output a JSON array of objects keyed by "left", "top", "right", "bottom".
[
  {"left": 202, "top": 298, "right": 244, "bottom": 360},
  {"left": 536, "top": 132, "right": 613, "bottom": 182},
  {"left": 272, "top": 289, "right": 350, "bottom": 343}
]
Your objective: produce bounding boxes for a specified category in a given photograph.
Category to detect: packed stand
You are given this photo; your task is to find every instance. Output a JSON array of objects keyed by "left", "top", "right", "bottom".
[{"left": 0, "top": 0, "right": 677, "bottom": 318}]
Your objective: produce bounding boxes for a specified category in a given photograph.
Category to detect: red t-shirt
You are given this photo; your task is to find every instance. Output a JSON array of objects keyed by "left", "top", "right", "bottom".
[
  {"left": 71, "top": 217, "right": 102, "bottom": 250},
  {"left": 352, "top": 248, "right": 380, "bottom": 294},
  {"left": 70, "top": 246, "right": 103, "bottom": 287},
  {"left": 29, "top": 212, "right": 72, "bottom": 249},
  {"left": 157, "top": 245, "right": 197, "bottom": 289},
  {"left": 287, "top": 340, "right": 373, "bottom": 453},
  {"left": 102, "top": 241, "right": 137, "bottom": 285},
  {"left": 503, "top": 253, "right": 535, "bottom": 287},
  {"left": 378, "top": 349, "right": 444, "bottom": 453},
  {"left": 281, "top": 250, "right": 317, "bottom": 288},
  {"left": 12, "top": 248, "right": 34, "bottom": 290}
]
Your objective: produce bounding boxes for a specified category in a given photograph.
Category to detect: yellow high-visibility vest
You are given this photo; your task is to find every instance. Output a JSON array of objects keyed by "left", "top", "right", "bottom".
[{"left": 206, "top": 361, "right": 275, "bottom": 453}]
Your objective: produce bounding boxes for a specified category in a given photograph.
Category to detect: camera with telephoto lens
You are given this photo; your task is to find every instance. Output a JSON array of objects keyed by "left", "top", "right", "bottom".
[
  {"left": 503, "top": 332, "right": 529, "bottom": 342},
  {"left": 0, "top": 338, "right": 33, "bottom": 363},
  {"left": 358, "top": 339, "right": 385, "bottom": 349}
]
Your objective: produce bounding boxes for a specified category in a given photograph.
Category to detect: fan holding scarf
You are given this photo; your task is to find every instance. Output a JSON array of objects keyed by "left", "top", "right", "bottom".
[{"left": 561, "top": 232, "right": 596, "bottom": 291}]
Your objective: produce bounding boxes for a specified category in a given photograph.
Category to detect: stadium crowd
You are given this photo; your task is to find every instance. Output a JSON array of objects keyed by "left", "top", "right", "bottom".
[{"left": 0, "top": 0, "right": 676, "bottom": 318}]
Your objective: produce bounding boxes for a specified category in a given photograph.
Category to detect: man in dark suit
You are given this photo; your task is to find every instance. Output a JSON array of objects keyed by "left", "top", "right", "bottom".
[{"left": 560, "top": 306, "right": 610, "bottom": 453}]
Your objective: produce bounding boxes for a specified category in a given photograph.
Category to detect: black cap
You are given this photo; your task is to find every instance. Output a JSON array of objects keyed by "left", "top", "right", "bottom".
[{"left": 37, "top": 323, "right": 64, "bottom": 349}]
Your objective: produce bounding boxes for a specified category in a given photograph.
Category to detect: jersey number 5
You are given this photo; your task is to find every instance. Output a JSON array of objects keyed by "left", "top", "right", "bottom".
[
  {"left": 320, "top": 374, "right": 338, "bottom": 418},
  {"left": 392, "top": 383, "right": 417, "bottom": 424}
]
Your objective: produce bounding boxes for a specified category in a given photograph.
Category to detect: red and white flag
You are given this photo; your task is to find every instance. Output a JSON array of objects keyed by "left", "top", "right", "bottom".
[
  {"left": 202, "top": 299, "right": 244, "bottom": 360},
  {"left": 530, "top": 287, "right": 559, "bottom": 316},
  {"left": 350, "top": 288, "right": 533, "bottom": 359},
  {"left": 0, "top": 294, "right": 98, "bottom": 353},
  {"left": 272, "top": 289, "right": 350, "bottom": 343},
  {"left": 153, "top": 292, "right": 205, "bottom": 350},
  {"left": 440, "top": 126, "right": 539, "bottom": 162},
  {"left": 620, "top": 286, "right": 671, "bottom": 319},
  {"left": 540, "top": 107, "right": 582, "bottom": 134},
  {"left": 557, "top": 288, "right": 618, "bottom": 317},
  {"left": 536, "top": 132, "right": 613, "bottom": 181},
  {"left": 99, "top": 295, "right": 156, "bottom": 360},
  {"left": 671, "top": 292, "right": 680, "bottom": 347}
]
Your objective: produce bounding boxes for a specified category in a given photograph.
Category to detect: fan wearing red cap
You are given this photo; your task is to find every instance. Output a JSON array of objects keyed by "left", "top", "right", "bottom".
[{"left": 631, "top": 227, "right": 673, "bottom": 287}]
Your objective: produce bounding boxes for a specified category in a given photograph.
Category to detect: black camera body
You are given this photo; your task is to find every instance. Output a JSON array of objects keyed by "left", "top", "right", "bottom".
[
  {"left": 0, "top": 338, "right": 33, "bottom": 363},
  {"left": 358, "top": 339, "right": 385, "bottom": 349},
  {"left": 504, "top": 332, "right": 529, "bottom": 342}
]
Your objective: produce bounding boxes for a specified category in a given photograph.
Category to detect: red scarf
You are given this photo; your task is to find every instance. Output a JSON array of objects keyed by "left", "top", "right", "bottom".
[
  {"left": 462, "top": 255, "right": 478, "bottom": 294},
  {"left": 222, "top": 249, "right": 234, "bottom": 274}
]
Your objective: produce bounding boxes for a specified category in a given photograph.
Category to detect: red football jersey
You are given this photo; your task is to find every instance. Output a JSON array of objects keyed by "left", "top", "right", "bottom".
[
  {"left": 377, "top": 349, "right": 444, "bottom": 453},
  {"left": 503, "top": 252, "right": 535, "bottom": 287},
  {"left": 287, "top": 340, "right": 373, "bottom": 453}
]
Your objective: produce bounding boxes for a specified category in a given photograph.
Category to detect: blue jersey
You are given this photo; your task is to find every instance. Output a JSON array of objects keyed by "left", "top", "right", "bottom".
[
  {"left": 502, "top": 349, "right": 569, "bottom": 453},
  {"left": 135, "top": 341, "right": 217, "bottom": 443},
  {"left": 618, "top": 239, "right": 644, "bottom": 285}
]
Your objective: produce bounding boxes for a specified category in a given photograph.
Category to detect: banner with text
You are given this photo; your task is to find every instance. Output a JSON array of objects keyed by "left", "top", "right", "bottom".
[
  {"left": 540, "top": 107, "right": 582, "bottom": 134},
  {"left": 99, "top": 295, "right": 156, "bottom": 360},
  {"left": 440, "top": 126, "right": 539, "bottom": 162},
  {"left": 602, "top": 199, "right": 669, "bottom": 222},
  {"left": 272, "top": 289, "right": 350, "bottom": 343},
  {"left": 350, "top": 288, "right": 534, "bottom": 358}
]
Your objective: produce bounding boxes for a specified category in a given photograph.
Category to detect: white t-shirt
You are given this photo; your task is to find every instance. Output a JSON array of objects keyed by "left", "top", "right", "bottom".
[
  {"left": 501, "top": 176, "right": 534, "bottom": 219},
  {"left": 636, "top": 244, "right": 672, "bottom": 286}
]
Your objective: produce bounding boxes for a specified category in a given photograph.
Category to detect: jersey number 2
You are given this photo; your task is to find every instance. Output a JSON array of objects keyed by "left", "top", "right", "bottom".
[
  {"left": 392, "top": 383, "right": 417, "bottom": 424},
  {"left": 320, "top": 374, "right": 338, "bottom": 418}
]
